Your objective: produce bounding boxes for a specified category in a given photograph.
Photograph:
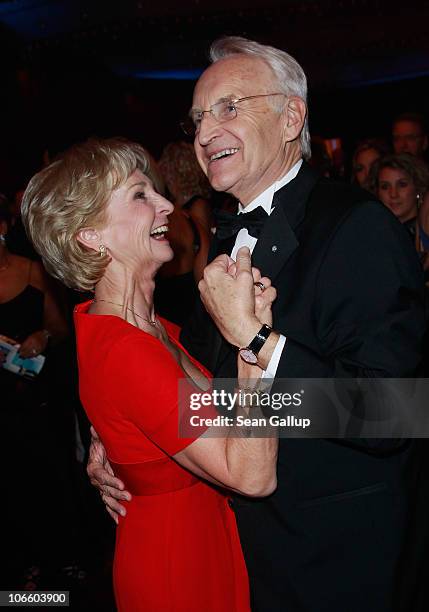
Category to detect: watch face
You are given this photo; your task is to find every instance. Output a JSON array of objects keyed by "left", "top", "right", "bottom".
[{"left": 239, "top": 348, "right": 258, "bottom": 364}]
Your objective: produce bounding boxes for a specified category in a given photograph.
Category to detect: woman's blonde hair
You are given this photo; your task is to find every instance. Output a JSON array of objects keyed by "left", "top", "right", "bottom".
[{"left": 21, "top": 137, "right": 154, "bottom": 291}]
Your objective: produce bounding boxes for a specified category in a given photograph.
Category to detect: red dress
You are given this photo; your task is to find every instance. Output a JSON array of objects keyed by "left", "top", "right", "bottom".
[{"left": 74, "top": 301, "right": 250, "bottom": 612}]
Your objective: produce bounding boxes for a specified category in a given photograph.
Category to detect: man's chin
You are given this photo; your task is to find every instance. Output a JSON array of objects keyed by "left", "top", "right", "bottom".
[{"left": 207, "top": 173, "right": 236, "bottom": 196}]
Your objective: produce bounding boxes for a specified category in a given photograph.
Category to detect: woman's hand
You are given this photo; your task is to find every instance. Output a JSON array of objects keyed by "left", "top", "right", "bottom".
[
  {"left": 199, "top": 247, "right": 261, "bottom": 348},
  {"left": 18, "top": 330, "right": 49, "bottom": 358},
  {"left": 87, "top": 427, "right": 131, "bottom": 524}
]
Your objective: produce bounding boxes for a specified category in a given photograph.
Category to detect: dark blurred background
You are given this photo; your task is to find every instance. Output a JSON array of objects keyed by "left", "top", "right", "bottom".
[{"left": 0, "top": 0, "right": 428, "bottom": 193}]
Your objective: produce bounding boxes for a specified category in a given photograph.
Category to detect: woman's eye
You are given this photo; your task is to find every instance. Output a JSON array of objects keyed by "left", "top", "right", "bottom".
[
  {"left": 398, "top": 181, "right": 409, "bottom": 189},
  {"left": 379, "top": 183, "right": 389, "bottom": 190}
]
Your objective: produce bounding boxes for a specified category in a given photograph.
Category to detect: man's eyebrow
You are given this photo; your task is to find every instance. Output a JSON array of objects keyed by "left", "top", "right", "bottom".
[{"left": 191, "top": 94, "right": 238, "bottom": 111}]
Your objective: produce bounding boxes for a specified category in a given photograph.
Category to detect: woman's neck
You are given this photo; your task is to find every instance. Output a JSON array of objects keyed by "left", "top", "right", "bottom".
[{"left": 94, "top": 268, "right": 157, "bottom": 325}]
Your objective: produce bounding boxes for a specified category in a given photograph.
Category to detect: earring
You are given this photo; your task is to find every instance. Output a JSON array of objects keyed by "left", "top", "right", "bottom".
[
  {"left": 0, "top": 234, "right": 6, "bottom": 244},
  {"left": 99, "top": 243, "right": 107, "bottom": 257}
]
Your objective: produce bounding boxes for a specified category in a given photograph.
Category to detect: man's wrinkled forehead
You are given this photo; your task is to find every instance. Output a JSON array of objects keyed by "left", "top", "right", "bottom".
[{"left": 193, "top": 56, "right": 273, "bottom": 106}]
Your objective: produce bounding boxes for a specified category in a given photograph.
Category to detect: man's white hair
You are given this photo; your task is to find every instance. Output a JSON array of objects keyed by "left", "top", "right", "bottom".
[{"left": 209, "top": 36, "right": 311, "bottom": 160}]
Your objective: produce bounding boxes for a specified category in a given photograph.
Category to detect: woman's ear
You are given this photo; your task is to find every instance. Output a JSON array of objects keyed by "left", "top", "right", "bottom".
[
  {"left": 76, "top": 227, "right": 102, "bottom": 253},
  {"left": 283, "top": 96, "right": 307, "bottom": 143}
]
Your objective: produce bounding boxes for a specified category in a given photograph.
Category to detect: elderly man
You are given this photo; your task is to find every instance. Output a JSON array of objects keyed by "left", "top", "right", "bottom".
[
  {"left": 89, "top": 37, "right": 425, "bottom": 611},
  {"left": 392, "top": 112, "right": 428, "bottom": 159}
]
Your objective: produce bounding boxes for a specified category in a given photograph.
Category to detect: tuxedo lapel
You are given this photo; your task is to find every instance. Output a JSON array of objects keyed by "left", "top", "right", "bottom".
[
  {"left": 252, "top": 161, "right": 320, "bottom": 281},
  {"left": 251, "top": 204, "right": 298, "bottom": 280},
  {"left": 211, "top": 162, "right": 320, "bottom": 374}
]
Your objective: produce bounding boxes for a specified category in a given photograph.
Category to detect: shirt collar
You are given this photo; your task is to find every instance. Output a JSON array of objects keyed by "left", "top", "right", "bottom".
[{"left": 238, "top": 159, "right": 303, "bottom": 215}]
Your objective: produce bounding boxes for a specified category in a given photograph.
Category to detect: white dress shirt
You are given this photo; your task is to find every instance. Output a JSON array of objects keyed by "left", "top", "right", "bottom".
[{"left": 230, "top": 159, "right": 303, "bottom": 378}]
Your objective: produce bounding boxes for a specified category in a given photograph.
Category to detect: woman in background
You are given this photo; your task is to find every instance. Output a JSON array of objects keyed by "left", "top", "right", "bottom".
[
  {"left": 351, "top": 139, "right": 388, "bottom": 191},
  {"left": 0, "top": 198, "right": 68, "bottom": 588},
  {"left": 369, "top": 153, "right": 429, "bottom": 241},
  {"left": 156, "top": 141, "right": 213, "bottom": 324}
]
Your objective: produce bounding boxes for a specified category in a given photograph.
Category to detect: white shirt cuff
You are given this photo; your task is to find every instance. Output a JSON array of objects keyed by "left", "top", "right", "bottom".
[{"left": 261, "top": 334, "right": 286, "bottom": 379}]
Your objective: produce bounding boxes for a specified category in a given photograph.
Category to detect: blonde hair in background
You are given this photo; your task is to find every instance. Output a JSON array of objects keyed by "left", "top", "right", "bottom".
[
  {"left": 21, "top": 137, "right": 153, "bottom": 292},
  {"left": 159, "top": 141, "right": 212, "bottom": 203}
]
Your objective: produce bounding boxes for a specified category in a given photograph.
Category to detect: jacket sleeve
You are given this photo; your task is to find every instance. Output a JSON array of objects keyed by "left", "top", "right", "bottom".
[{"left": 276, "top": 201, "right": 426, "bottom": 454}]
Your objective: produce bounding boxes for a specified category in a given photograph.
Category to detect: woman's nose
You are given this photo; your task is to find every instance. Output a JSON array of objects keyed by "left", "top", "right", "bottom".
[{"left": 157, "top": 195, "right": 174, "bottom": 216}]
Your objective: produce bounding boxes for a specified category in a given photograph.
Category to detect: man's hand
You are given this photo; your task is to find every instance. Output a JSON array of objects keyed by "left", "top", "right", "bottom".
[
  {"left": 199, "top": 246, "right": 261, "bottom": 348},
  {"left": 87, "top": 427, "right": 131, "bottom": 524},
  {"left": 254, "top": 277, "right": 276, "bottom": 327}
]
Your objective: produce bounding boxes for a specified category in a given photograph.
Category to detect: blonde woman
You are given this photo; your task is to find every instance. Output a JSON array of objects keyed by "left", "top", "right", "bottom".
[{"left": 22, "top": 137, "right": 277, "bottom": 612}]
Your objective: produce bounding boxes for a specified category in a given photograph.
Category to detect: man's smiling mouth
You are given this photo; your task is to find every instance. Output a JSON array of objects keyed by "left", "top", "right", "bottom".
[{"left": 209, "top": 148, "right": 240, "bottom": 162}]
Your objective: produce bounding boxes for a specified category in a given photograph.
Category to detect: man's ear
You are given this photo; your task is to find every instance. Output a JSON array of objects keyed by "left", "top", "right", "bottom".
[
  {"left": 76, "top": 227, "right": 102, "bottom": 253},
  {"left": 283, "top": 96, "right": 307, "bottom": 143}
]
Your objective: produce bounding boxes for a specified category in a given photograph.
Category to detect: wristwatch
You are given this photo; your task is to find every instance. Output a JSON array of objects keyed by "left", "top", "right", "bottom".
[{"left": 239, "top": 324, "right": 272, "bottom": 364}]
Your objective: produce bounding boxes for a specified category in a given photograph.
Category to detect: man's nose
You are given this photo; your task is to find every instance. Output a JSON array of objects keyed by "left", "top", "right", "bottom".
[
  {"left": 396, "top": 138, "right": 407, "bottom": 152},
  {"left": 197, "top": 112, "right": 221, "bottom": 146}
]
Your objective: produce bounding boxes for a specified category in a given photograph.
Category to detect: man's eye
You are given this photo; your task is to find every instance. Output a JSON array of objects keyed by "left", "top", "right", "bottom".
[
  {"left": 135, "top": 191, "right": 146, "bottom": 200},
  {"left": 216, "top": 102, "right": 236, "bottom": 121}
]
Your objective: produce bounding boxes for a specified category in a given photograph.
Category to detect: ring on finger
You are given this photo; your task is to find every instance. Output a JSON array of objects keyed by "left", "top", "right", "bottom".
[{"left": 253, "top": 281, "right": 265, "bottom": 291}]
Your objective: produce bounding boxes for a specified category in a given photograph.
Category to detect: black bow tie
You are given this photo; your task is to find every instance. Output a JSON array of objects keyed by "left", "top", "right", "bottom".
[{"left": 215, "top": 206, "right": 269, "bottom": 241}]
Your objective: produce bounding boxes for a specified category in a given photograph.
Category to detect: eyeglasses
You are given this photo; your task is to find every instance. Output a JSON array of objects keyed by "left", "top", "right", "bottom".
[{"left": 180, "top": 93, "right": 286, "bottom": 137}]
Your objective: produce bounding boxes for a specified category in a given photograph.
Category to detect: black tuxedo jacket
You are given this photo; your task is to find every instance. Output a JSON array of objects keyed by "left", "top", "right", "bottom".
[{"left": 180, "top": 162, "right": 425, "bottom": 612}]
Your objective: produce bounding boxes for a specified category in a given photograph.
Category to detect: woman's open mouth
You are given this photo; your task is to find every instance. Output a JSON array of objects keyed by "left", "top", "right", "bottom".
[{"left": 150, "top": 224, "right": 169, "bottom": 241}]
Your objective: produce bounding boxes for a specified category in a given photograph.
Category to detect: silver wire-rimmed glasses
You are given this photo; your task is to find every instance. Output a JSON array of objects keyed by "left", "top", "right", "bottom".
[{"left": 180, "top": 93, "right": 286, "bottom": 137}]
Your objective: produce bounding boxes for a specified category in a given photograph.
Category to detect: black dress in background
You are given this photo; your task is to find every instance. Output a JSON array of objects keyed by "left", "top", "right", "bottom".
[{"left": 0, "top": 283, "right": 78, "bottom": 584}]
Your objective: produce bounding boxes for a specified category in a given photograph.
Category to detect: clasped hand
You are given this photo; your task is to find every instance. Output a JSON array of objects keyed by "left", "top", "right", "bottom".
[
  {"left": 198, "top": 246, "right": 276, "bottom": 348},
  {"left": 87, "top": 247, "right": 277, "bottom": 522}
]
